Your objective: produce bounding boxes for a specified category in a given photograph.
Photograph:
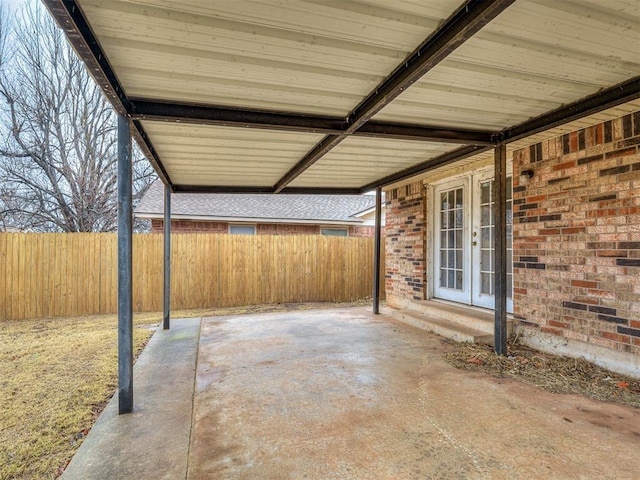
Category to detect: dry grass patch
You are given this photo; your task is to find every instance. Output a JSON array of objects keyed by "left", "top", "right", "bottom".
[
  {"left": 445, "top": 339, "right": 640, "bottom": 409},
  {"left": 1, "top": 300, "right": 373, "bottom": 479},
  {"left": 0, "top": 313, "right": 157, "bottom": 480}
]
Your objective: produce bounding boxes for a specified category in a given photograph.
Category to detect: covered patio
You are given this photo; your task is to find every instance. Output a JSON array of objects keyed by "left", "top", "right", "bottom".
[
  {"left": 61, "top": 307, "right": 640, "bottom": 479},
  {"left": 42, "top": 0, "right": 640, "bottom": 414},
  {"left": 40, "top": 6, "right": 640, "bottom": 477}
]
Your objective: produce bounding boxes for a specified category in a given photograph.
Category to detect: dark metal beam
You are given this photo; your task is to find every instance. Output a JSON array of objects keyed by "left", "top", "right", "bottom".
[
  {"left": 493, "top": 144, "right": 508, "bottom": 355},
  {"left": 163, "top": 184, "right": 171, "bottom": 331},
  {"left": 131, "top": 121, "right": 173, "bottom": 187},
  {"left": 117, "top": 114, "right": 133, "bottom": 414},
  {"left": 357, "top": 122, "right": 494, "bottom": 145},
  {"left": 43, "top": 0, "right": 130, "bottom": 115},
  {"left": 171, "top": 184, "right": 363, "bottom": 195},
  {"left": 273, "top": 135, "right": 342, "bottom": 193},
  {"left": 372, "top": 187, "right": 383, "bottom": 315},
  {"left": 360, "top": 145, "right": 490, "bottom": 192},
  {"left": 502, "top": 75, "right": 640, "bottom": 143},
  {"left": 130, "top": 100, "right": 344, "bottom": 134},
  {"left": 43, "top": 2, "right": 173, "bottom": 187},
  {"left": 273, "top": 0, "right": 515, "bottom": 192},
  {"left": 130, "top": 99, "right": 494, "bottom": 144},
  {"left": 344, "top": 0, "right": 517, "bottom": 134}
]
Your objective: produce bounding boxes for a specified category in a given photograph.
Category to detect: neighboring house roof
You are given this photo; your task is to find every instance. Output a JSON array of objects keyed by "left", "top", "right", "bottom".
[{"left": 135, "top": 181, "right": 383, "bottom": 226}]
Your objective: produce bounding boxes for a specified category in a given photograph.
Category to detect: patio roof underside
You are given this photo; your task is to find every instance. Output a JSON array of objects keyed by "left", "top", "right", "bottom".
[{"left": 46, "top": 0, "right": 640, "bottom": 194}]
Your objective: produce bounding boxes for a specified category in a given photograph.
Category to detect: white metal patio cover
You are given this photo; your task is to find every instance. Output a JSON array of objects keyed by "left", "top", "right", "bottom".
[
  {"left": 44, "top": 0, "right": 640, "bottom": 194},
  {"left": 43, "top": 0, "right": 640, "bottom": 414}
]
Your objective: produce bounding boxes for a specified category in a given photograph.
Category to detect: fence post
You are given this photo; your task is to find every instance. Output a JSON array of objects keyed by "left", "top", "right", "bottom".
[{"left": 0, "top": 234, "right": 6, "bottom": 321}]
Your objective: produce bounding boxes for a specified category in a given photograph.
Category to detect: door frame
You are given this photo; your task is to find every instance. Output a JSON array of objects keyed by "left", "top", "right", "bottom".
[
  {"left": 427, "top": 164, "right": 512, "bottom": 311},
  {"left": 432, "top": 176, "right": 471, "bottom": 304},
  {"left": 471, "top": 169, "right": 496, "bottom": 309}
]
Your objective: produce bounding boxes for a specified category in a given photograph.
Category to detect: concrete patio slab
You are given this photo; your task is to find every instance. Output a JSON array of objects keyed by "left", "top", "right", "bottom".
[
  {"left": 62, "top": 307, "right": 640, "bottom": 479},
  {"left": 61, "top": 317, "right": 201, "bottom": 480},
  {"left": 190, "top": 307, "right": 640, "bottom": 480}
]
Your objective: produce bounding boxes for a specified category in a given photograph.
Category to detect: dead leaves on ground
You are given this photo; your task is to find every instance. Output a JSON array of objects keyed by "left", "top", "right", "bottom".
[{"left": 445, "top": 340, "right": 640, "bottom": 409}]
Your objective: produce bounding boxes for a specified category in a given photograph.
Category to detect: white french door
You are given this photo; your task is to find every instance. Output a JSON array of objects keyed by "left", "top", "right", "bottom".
[
  {"left": 433, "top": 170, "right": 513, "bottom": 312},
  {"left": 433, "top": 178, "right": 470, "bottom": 304}
]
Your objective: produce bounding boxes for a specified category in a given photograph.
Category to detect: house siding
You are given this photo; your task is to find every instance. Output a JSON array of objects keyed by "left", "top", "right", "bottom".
[
  {"left": 151, "top": 219, "right": 376, "bottom": 237},
  {"left": 512, "top": 112, "right": 640, "bottom": 356},
  {"left": 384, "top": 181, "right": 426, "bottom": 306}
]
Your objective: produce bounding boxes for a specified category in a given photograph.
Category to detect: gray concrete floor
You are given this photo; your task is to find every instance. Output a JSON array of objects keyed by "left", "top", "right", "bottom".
[{"left": 64, "top": 307, "right": 640, "bottom": 480}]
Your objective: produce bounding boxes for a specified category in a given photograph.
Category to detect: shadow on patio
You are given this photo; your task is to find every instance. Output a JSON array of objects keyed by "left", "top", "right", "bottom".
[{"left": 62, "top": 307, "right": 640, "bottom": 479}]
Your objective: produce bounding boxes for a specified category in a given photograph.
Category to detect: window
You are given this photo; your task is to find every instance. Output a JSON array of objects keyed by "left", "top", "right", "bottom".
[
  {"left": 229, "top": 225, "right": 255, "bottom": 235},
  {"left": 321, "top": 228, "right": 348, "bottom": 237}
]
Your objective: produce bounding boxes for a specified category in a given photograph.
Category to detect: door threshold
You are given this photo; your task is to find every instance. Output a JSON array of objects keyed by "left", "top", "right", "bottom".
[{"left": 427, "top": 298, "right": 514, "bottom": 319}]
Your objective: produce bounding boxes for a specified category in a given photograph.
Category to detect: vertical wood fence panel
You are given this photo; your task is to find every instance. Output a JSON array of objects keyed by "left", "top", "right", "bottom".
[{"left": 1, "top": 233, "right": 385, "bottom": 321}]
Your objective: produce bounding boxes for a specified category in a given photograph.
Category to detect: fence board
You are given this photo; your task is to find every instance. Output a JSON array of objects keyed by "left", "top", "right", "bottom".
[{"left": 1, "top": 233, "right": 385, "bottom": 320}]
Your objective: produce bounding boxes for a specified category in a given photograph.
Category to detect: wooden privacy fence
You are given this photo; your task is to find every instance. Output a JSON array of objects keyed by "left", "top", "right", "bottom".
[{"left": 0, "top": 233, "right": 384, "bottom": 321}]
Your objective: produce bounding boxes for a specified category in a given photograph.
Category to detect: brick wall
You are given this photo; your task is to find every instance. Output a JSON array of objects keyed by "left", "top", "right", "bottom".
[
  {"left": 348, "top": 226, "right": 375, "bottom": 237},
  {"left": 151, "top": 219, "right": 228, "bottom": 233},
  {"left": 257, "top": 224, "right": 319, "bottom": 235},
  {"left": 384, "top": 181, "right": 426, "bottom": 305},
  {"left": 151, "top": 219, "right": 376, "bottom": 236},
  {"left": 512, "top": 111, "right": 640, "bottom": 356}
]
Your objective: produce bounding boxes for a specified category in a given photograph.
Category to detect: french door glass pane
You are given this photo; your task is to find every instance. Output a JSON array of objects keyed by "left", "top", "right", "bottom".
[
  {"left": 439, "top": 186, "right": 464, "bottom": 290},
  {"left": 479, "top": 178, "right": 513, "bottom": 296}
]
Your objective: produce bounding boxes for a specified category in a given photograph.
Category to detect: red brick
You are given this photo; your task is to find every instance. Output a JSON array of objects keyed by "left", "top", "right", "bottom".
[
  {"left": 601, "top": 331, "right": 631, "bottom": 344},
  {"left": 596, "top": 250, "right": 628, "bottom": 257},
  {"left": 541, "top": 326, "right": 564, "bottom": 336},
  {"left": 548, "top": 320, "right": 570, "bottom": 329},
  {"left": 562, "top": 227, "right": 586, "bottom": 234},
  {"left": 553, "top": 160, "right": 577, "bottom": 171},
  {"left": 570, "top": 280, "right": 598, "bottom": 289}
]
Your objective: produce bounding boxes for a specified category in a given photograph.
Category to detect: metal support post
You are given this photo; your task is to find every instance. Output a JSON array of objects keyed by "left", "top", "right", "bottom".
[
  {"left": 494, "top": 143, "right": 508, "bottom": 355},
  {"left": 373, "top": 187, "right": 382, "bottom": 314},
  {"left": 117, "top": 114, "right": 133, "bottom": 414},
  {"left": 163, "top": 184, "right": 171, "bottom": 330}
]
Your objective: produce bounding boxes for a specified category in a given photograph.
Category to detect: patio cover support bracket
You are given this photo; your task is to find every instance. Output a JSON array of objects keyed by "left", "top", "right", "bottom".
[
  {"left": 493, "top": 144, "right": 508, "bottom": 356},
  {"left": 117, "top": 114, "right": 134, "bottom": 414},
  {"left": 163, "top": 185, "right": 171, "bottom": 330},
  {"left": 373, "top": 187, "right": 383, "bottom": 314}
]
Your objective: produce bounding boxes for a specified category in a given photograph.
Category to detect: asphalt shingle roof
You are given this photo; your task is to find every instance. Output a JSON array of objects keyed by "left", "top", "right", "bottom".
[{"left": 135, "top": 181, "right": 376, "bottom": 224}]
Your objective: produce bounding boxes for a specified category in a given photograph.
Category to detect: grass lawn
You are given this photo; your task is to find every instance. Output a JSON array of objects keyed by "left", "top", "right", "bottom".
[
  {"left": 0, "top": 312, "right": 157, "bottom": 480},
  {"left": 0, "top": 301, "right": 371, "bottom": 479}
]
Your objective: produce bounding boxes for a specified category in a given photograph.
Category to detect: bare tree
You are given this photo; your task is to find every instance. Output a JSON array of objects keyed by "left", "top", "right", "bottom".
[{"left": 0, "top": 1, "right": 155, "bottom": 232}]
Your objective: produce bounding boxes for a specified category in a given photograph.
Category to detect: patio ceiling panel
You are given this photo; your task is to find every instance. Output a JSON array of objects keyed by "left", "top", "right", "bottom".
[
  {"left": 140, "top": 122, "right": 324, "bottom": 187},
  {"left": 79, "top": 0, "right": 458, "bottom": 116},
  {"left": 373, "top": 0, "right": 640, "bottom": 130},
  {"left": 288, "top": 137, "right": 458, "bottom": 189},
  {"left": 44, "top": 0, "right": 640, "bottom": 193}
]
